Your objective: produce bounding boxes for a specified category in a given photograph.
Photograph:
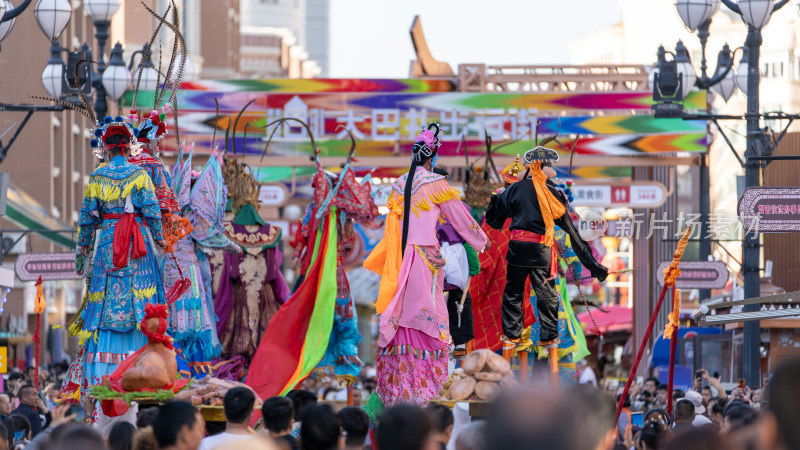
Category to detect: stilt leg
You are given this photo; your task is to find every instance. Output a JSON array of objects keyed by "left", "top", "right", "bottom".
[
  {"left": 548, "top": 347, "right": 559, "bottom": 391},
  {"left": 519, "top": 351, "right": 528, "bottom": 385},
  {"left": 347, "top": 385, "right": 354, "bottom": 406}
]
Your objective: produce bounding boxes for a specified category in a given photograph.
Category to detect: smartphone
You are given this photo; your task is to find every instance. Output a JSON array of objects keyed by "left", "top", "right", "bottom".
[
  {"left": 12, "top": 430, "right": 24, "bottom": 445},
  {"left": 738, "top": 378, "right": 746, "bottom": 389},
  {"left": 68, "top": 404, "right": 87, "bottom": 423},
  {"left": 631, "top": 412, "right": 644, "bottom": 427}
]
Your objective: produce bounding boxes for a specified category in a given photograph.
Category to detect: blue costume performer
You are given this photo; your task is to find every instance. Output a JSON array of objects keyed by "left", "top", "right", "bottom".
[{"left": 77, "top": 119, "right": 166, "bottom": 388}]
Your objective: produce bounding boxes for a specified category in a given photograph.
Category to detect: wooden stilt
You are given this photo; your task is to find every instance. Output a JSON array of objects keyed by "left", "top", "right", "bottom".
[
  {"left": 519, "top": 351, "right": 529, "bottom": 385},
  {"left": 347, "top": 385, "right": 354, "bottom": 406},
  {"left": 548, "top": 347, "right": 559, "bottom": 390}
]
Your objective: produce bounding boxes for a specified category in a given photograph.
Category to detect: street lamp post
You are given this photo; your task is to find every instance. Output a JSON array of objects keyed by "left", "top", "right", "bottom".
[{"left": 655, "top": 0, "right": 796, "bottom": 388}]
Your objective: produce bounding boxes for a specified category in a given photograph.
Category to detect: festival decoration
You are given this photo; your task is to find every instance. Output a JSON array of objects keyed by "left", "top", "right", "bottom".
[
  {"left": 33, "top": 276, "right": 45, "bottom": 390},
  {"left": 614, "top": 226, "right": 692, "bottom": 422}
]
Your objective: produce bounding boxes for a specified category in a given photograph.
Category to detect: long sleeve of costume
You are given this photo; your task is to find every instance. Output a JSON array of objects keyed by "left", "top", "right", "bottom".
[
  {"left": 555, "top": 213, "right": 607, "bottom": 281},
  {"left": 485, "top": 191, "right": 511, "bottom": 230},
  {"left": 78, "top": 196, "right": 101, "bottom": 246},
  {"left": 439, "top": 198, "right": 488, "bottom": 251},
  {"left": 131, "top": 183, "right": 164, "bottom": 240}
]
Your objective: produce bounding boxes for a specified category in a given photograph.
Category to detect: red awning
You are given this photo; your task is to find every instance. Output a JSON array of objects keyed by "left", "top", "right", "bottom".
[{"left": 577, "top": 305, "right": 632, "bottom": 336}]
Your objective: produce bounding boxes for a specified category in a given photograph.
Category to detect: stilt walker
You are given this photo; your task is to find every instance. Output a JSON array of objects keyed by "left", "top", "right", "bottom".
[
  {"left": 470, "top": 156, "right": 537, "bottom": 354},
  {"left": 484, "top": 147, "right": 608, "bottom": 375},
  {"left": 365, "top": 123, "right": 488, "bottom": 407}
]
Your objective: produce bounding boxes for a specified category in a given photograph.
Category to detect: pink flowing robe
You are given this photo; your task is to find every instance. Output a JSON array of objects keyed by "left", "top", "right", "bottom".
[{"left": 372, "top": 167, "right": 487, "bottom": 406}]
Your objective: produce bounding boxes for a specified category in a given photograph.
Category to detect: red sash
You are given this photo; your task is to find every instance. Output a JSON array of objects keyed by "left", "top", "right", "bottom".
[
  {"left": 510, "top": 229, "right": 558, "bottom": 277},
  {"left": 104, "top": 213, "right": 146, "bottom": 269}
]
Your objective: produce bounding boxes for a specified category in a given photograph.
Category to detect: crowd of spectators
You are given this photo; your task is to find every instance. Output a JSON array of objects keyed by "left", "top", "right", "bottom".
[{"left": 0, "top": 357, "right": 797, "bottom": 450}]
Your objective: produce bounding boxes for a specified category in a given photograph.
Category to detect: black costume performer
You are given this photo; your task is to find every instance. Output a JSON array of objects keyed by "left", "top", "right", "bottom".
[{"left": 485, "top": 158, "right": 608, "bottom": 348}]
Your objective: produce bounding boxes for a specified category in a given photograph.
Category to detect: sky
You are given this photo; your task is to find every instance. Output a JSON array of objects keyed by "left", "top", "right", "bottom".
[{"left": 329, "top": 0, "right": 622, "bottom": 78}]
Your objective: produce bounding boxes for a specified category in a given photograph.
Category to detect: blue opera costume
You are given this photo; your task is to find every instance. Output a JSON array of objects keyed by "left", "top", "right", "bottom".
[{"left": 78, "top": 152, "right": 166, "bottom": 388}]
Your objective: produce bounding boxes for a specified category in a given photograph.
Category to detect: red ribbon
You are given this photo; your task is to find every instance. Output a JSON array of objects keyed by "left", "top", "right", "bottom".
[{"left": 104, "top": 213, "right": 147, "bottom": 269}]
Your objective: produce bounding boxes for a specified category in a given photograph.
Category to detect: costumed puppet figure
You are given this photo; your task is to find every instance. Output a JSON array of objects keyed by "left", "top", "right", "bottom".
[
  {"left": 210, "top": 160, "right": 290, "bottom": 373},
  {"left": 246, "top": 122, "right": 379, "bottom": 398},
  {"left": 364, "top": 123, "right": 488, "bottom": 407},
  {"left": 165, "top": 146, "right": 239, "bottom": 376},
  {"left": 470, "top": 156, "right": 537, "bottom": 352},
  {"left": 76, "top": 117, "right": 166, "bottom": 389},
  {"left": 485, "top": 148, "right": 607, "bottom": 362}
]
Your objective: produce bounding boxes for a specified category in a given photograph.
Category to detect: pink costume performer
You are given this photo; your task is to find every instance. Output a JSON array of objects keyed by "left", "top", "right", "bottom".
[{"left": 365, "top": 123, "right": 488, "bottom": 406}]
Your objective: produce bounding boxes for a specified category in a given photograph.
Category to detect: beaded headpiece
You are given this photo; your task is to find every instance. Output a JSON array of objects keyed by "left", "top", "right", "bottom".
[{"left": 89, "top": 116, "right": 142, "bottom": 159}]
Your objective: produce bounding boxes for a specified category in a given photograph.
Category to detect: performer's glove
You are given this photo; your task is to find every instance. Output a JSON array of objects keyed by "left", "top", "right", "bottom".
[{"left": 591, "top": 264, "right": 609, "bottom": 282}]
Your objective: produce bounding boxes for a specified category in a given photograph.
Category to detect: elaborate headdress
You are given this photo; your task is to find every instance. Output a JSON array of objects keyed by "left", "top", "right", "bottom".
[
  {"left": 401, "top": 123, "right": 442, "bottom": 254},
  {"left": 135, "top": 108, "right": 170, "bottom": 154},
  {"left": 89, "top": 116, "right": 142, "bottom": 159},
  {"left": 501, "top": 155, "right": 524, "bottom": 185}
]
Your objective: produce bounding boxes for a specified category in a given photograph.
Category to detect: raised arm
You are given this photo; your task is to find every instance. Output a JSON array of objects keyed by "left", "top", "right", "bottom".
[{"left": 439, "top": 198, "right": 487, "bottom": 251}]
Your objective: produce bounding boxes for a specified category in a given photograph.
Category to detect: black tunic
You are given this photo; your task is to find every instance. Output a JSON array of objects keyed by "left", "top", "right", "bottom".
[{"left": 485, "top": 177, "right": 608, "bottom": 281}]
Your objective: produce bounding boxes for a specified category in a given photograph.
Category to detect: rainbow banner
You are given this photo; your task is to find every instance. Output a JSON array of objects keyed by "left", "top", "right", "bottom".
[
  {"left": 246, "top": 211, "right": 339, "bottom": 397},
  {"left": 178, "top": 78, "right": 457, "bottom": 93},
  {"left": 120, "top": 79, "right": 707, "bottom": 182}
]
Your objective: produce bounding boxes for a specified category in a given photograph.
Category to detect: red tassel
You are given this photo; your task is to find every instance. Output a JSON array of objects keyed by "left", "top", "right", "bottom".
[{"left": 166, "top": 279, "right": 192, "bottom": 305}]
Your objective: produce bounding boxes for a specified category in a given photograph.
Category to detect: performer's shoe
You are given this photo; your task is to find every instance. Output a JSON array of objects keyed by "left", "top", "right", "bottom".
[
  {"left": 536, "top": 338, "right": 561, "bottom": 349},
  {"left": 501, "top": 336, "right": 520, "bottom": 362},
  {"left": 452, "top": 345, "right": 468, "bottom": 360}
]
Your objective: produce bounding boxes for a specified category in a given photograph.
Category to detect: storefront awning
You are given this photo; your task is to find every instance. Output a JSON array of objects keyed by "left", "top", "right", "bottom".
[{"left": 4, "top": 183, "right": 76, "bottom": 249}]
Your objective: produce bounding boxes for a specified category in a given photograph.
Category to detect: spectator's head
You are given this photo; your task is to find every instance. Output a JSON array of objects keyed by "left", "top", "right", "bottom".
[
  {"left": 762, "top": 357, "right": 800, "bottom": 450},
  {"left": 52, "top": 426, "right": 107, "bottom": 450},
  {"left": 656, "top": 384, "right": 669, "bottom": 406},
  {"left": 300, "top": 404, "right": 341, "bottom": 450},
  {"left": 22, "top": 368, "right": 35, "bottom": 383},
  {"left": 644, "top": 377, "right": 659, "bottom": 394},
  {"left": 3, "top": 414, "right": 31, "bottom": 442},
  {"left": 673, "top": 389, "right": 686, "bottom": 401},
  {"left": 17, "top": 386, "right": 38, "bottom": 408},
  {"left": 721, "top": 402, "right": 757, "bottom": 433},
  {"left": 0, "top": 394, "right": 11, "bottom": 417},
  {"left": 6, "top": 374, "right": 23, "bottom": 396},
  {"left": 261, "top": 397, "right": 294, "bottom": 436},
  {"left": 710, "top": 399, "right": 727, "bottom": 425},
  {"left": 286, "top": 390, "right": 318, "bottom": 422},
  {"left": 137, "top": 407, "right": 159, "bottom": 429},
  {"left": 486, "top": 390, "right": 575, "bottom": 450},
  {"left": 455, "top": 421, "right": 486, "bottom": 450},
  {"left": 684, "top": 390, "right": 706, "bottom": 415},
  {"left": 636, "top": 421, "right": 667, "bottom": 450},
  {"left": 674, "top": 399, "right": 696, "bottom": 424},
  {"left": 700, "top": 386, "right": 712, "bottom": 406},
  {"left": 567, "top": 384, "right": 617, "bottom": 450},
  {"left": 108, "top": 421, "right": 136, "bottom": 450},
  {"left": 152, "top": 401, "right": 204, "bottom": 450},
  {"left": 338, "top": 406, "right": 369, "bottom": 449},
  {"left": 616, "top": 392, "right": 631, "bottom": 408},
  {"left": 377, "top": 404, "right": 435, "bottom": 450},
  {"left": 0, "top": 422, "right": 7, "bottom": 450},
  {"left": 223, "top": 387, "right": 255, "bottom": 425},
  {"left": 426, "top": 404, "right": 454, "bottom": 445},
  {"left": 132, "top": 427, "right": 158, "bottom": 450},
  {"left": 663, "top": 424, "right": 722, "bottom": 450}
]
